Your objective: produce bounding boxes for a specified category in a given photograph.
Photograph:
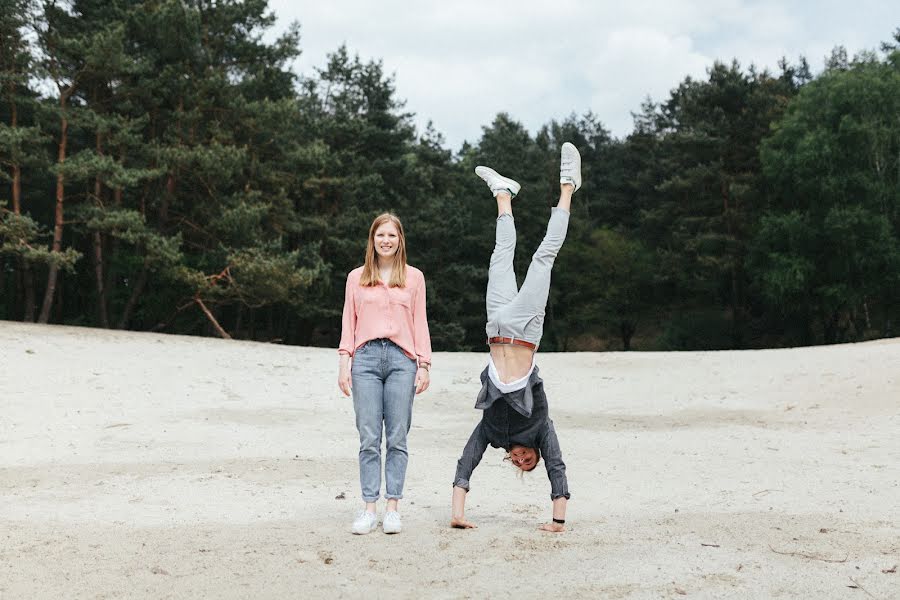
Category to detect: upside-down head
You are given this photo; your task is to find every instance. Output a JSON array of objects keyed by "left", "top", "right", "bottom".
[{"left": 506, "top": 444, "right": 541, "bottom": 472}]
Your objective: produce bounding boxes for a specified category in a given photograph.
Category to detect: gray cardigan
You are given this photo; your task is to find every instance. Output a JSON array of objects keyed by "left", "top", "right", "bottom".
[{"left": 453, "top": 366, "right": 570, "bottom": 500}]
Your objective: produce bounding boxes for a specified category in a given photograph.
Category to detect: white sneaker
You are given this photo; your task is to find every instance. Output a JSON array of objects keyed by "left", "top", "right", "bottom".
[
  {"left": 475, "top": 166, "right": 521, "bottom": 198},
  {"left": 560, "top": 142, "right": 581, "bottom": 192},
  {"left": 382, "top": 510, "right": 402, "bottom": 534},
  {"left": 351, "top": 510, "right": 377, "bottom": 535}
]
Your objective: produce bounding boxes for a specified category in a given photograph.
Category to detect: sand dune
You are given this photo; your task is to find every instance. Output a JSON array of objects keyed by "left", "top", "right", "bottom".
[{"left": 1, "top": 321, "right": 898, "bottom": 599}]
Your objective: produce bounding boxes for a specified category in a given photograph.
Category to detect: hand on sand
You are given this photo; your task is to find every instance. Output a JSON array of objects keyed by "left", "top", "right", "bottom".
[
  {"left": 450, "top": 517, "right": 477, "bottom": 529},
  {"left": 538, "top": 522, "right": 565, "bottom": 533}
]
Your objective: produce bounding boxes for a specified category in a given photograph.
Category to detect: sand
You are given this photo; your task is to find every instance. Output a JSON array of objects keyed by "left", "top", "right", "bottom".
[{"left": 0, "top": 321, "right": 897, "bottom": 599}]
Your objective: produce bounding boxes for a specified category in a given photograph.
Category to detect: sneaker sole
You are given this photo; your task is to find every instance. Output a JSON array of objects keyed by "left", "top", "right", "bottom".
[
  {"left": 351, "top": 525, "right": 376, "bottom": 535},
  {"left": 560, "top": 143, "right": 581, "bottom": 191},
  {"left": 351, "top": 518, "right": 377, "bottom": 535},
  {"left": 474, "top": 166, "right": 521, "bottom": 197}
]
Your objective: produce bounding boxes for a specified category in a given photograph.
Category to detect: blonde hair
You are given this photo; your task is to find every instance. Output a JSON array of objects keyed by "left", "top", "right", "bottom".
[{"left": 360, "top": 213, "right": 407, "bottom": 287}]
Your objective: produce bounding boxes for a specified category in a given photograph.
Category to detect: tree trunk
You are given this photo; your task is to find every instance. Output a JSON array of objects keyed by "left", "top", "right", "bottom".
[
  {"left": 730, "top": 262, "right": 741, "bottom": 346},
  {"left": 9, "top": 100, "right": 35, "bottom": 320},
  {"left": 93, "top": 231, "right": 109, "bottom": 327},
  {"left": 823, "top": 310, "right": 840, "bottom": 345},
  {"left": 721, "top": 177, "right": 743, "bottom": 348},
  {"left": 104, "top": 237, "right": 116, "bottom": 309},
  {"left": 160, "top": 97, "right": 183, "bottom": 228},
  {"left": 621, "top": 320, "right": 636, "bottom": 351},
  {"left": 54, "top": 272, "right": 64, "bottom": 323},
  {"left": 93, "top": 131, "right": 110, "bottom": 327},
  {"left": 195, "top": 295, "right": 231, "bottom": 339},
  {"left": 10, "top": 101, "right": 21, "bottom": 213},
  {"left": 22, "top": 259, "right": 35, "bottom": 321},
  {"left": 117, "top": 257, "right": 149, "bottom": 330},
  {"left": 38, "top": 94, "right": 69, "bottom": 324},
  {"left": 233, "top": 304, "right": 243, "bottom": 339},
  {"left": 295, "top": 317, "right": 312, "bottom": 345}
]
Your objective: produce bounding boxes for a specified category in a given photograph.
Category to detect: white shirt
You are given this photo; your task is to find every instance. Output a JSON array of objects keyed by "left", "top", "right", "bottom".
[{"left": 487, "top": 355, "right": 536, "bottom": 394}]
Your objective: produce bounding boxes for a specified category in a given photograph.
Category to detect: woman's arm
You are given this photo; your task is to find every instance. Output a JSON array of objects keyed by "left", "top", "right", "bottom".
[
  {"left": 451, "top": 485, "right": 475, "bottom": 529},
  {"left": 337, "top": 274, "right": 356, "bottom": 396},
  {"left": 451, "top": 421, "right": 489, "bottom": 529},
  {"left": 413, "top": 274, "right": 432, "bottom": 394},
  {"left": 538, "top": 420, "right": 570, "bottom": 532},
  {"left": 338, "top": 353, "right": 352, "bottom": 397}
]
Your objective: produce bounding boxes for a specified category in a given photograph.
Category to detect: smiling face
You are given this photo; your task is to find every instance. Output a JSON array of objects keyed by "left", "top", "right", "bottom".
[
  {"left": 508, "top": 445, "right": 539, "bottom": 472},
  {"left": 362, "top": 213, "right": 407, "bottom": 287},
  {"left": 373, "top": 221, "right": 401, "bottom": 261}
]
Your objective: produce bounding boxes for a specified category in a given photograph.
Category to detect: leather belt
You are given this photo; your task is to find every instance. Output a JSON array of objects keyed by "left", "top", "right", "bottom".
[{"left": 487, "top": 336, "right": 537, "bottom": 350}]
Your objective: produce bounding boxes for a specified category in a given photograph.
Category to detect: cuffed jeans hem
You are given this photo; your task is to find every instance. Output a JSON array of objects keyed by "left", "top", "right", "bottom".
[
  {"left": 384, "top": 494, "right": 404, "bottom": 500},
  {"left": 362, "top": 495, "right": 380, "bottom": 503},
  {"left": 452, "top": 479, "right": 470, "bottom": 491},
  {"left": 550, "top": 492, "right": 571, "bottom": 500}
]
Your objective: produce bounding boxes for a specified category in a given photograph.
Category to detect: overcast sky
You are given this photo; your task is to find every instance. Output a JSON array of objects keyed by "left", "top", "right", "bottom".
[{"left": 265, "top": 1, "right": 899, "bottom": 150}]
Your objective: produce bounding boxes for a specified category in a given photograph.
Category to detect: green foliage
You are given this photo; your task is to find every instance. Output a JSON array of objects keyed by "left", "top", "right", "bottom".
[
  {"left": 756, "top": 47, "right": 900, "bottom": 342},
  {"left": 207, "top": 246, "right": 318, "bottom": 308},
  {"left": 2, "top": 1, "right": 896, "bottom": 349},
  {"left": 0, "top": 203, "right": 81, "bottom": 270}
]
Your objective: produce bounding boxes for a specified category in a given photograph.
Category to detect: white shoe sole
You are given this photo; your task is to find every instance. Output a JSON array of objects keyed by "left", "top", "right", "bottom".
[
  {"left": 560, "top": 142, "right": 581, "bottom": 191},
  {"left": 382, "top": 514, "right": 402, "bottom": 534},
  {"left": 475, "top": 166, "right": 521, "bottom": 197},
  {"left": 351, "top": 515, "right": 378, "bottom": 535},
  {"left": 352, "top": 525, "right": 376, "bottom": 535}
]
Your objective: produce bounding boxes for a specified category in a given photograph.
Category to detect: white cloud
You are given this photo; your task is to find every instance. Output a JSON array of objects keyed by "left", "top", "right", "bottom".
[{"left": 265, "top": 1, "right": 899, "bottom": 149}]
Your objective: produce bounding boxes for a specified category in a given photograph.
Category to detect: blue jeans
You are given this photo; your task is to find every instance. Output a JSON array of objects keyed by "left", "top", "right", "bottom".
[{"left": 351, "top": 339, "right": 417, "bottom": 502}]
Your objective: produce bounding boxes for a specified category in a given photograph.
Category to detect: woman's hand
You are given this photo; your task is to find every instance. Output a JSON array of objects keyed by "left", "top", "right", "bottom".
[
  {"left": 540, "top": 497, "right": 568, "bottom": 532},
  {"left": 450, "top": 516, "right": 477, "bottom": 529},
  {"left": 338, "top": 357, "right": 352, "bottom": 396},
  {"left": 415, "top": 366, "right": 430, "bottom": 394}
]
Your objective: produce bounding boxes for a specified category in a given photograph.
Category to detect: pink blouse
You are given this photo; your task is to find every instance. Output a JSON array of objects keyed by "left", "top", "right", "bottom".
[{"left": 338, "top": 265, "right": 432, "bottom": 365}]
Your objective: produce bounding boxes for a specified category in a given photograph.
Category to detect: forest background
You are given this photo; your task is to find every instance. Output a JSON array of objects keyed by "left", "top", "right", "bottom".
[{"left": 1, "top": 0, "right": 898, "bottom": 352}]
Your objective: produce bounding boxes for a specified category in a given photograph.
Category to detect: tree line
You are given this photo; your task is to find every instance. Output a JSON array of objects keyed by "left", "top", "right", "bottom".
[{"left": 2, "top": 1, "right": 898, "bottom": 351}]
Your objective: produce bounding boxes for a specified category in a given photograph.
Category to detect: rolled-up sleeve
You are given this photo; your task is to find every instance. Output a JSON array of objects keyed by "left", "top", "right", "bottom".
[
  {"left": 413, "top": 275, "right": 432, "bottom": 365},
  {"left": 539, "top": 420, "right": 570, "bottom": 500},
  {"left": 338, "top": 274, "right": 356, "bottom": 356},
  {"left": 453, "top": 421, "right": 489, "bottom": 491}
]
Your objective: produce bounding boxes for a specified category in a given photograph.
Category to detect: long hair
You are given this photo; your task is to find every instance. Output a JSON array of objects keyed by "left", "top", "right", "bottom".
[{"left": 360, "top": 213, "right": 407, "bottom": 287}]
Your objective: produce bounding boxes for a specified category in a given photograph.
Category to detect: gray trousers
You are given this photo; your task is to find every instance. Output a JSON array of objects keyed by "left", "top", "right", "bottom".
[{"left": 484, "top": 207, "right": 570, "bottom": 347}]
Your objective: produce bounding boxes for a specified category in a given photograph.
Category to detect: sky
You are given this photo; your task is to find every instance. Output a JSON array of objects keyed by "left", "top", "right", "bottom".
[{"left": 265, "top": 1, "right": 899, "bottom": 150}]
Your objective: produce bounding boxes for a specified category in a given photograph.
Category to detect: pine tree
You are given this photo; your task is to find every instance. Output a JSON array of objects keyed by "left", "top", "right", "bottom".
[{"left": 0, "top": 0, "right": 47, "bottom": 319}]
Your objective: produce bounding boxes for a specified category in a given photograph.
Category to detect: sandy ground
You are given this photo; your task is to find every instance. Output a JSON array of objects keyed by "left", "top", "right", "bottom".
[{"left": 0, "top": 321, "right": 898, "bottom": 599}]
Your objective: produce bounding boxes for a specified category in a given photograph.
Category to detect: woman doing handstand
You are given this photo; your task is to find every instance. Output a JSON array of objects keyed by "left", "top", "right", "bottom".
[{"left": 451, "top": 143, "right": 581, "bottom": 533}]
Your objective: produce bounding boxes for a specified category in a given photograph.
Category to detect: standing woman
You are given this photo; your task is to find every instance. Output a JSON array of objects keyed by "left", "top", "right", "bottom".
[{"left": 338, "top": 213, "right": 432, "bottom": 535}]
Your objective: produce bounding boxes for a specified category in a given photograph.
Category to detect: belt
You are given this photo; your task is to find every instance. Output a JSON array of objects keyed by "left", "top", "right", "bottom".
[{"left": 487, "top": 336, "right": 537, "bottom": 350}]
